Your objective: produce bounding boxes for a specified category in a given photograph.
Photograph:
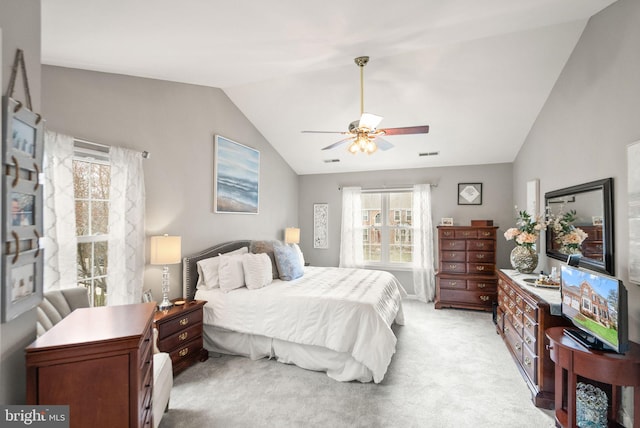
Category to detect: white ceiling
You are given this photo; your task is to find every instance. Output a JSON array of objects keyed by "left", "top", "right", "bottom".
[{"left": 41, "top": 0, "right": 617, "bottom": 175}]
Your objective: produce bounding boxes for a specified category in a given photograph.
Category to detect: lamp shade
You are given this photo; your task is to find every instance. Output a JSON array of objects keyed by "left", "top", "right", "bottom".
[
  {"left": 150, "top": 235, "right": 182, "bottom": 265},
  {"left": 284, "top": 227, "right": 300, "bottom": 244}
]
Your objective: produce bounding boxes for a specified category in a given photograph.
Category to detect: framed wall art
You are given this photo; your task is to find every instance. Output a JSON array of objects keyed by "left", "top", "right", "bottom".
[
  {"left": 214, "top": 135, "right": 260, "bottom": 214},
  {"left": 458, "top": 183, "right": 482, "bottom": 205},
  {"left": 628, "top": 140, "right": 640, "bottom": 284},
  {"left": 2, "top": 248, "right": 43, "bottom": 322},
  {"left": 313, "top": 203, "right": 329, "bottom": 249}
]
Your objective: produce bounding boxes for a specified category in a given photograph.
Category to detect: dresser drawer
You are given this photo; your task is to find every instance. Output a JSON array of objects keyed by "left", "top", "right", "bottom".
[
  {"left": 504, "top": 317, "right": 523, "bottom": 364},
  {"left": 454, "top": 229, "right": 477, "bottom": 239},
  {"left": 522, "top": 342, "right": 538, "bottom": 384},
  {"left": 158, "top": 323, "right": 202, "bottom": 352},
  {"left": 440, "top": 240, "right": 466, "bottom": 251},
  {"left": 466, "top": 240, "right": 495, "bottom": 251},
  {"left": 441, "top": 251, "right": 466, "bottom": 262},
  {"left": 466, "top": 251, "right": 493, "bottom": 263},
  {"left": 440, "top": 228, "right": 456, "bottom": 239},
  {"left": 438, "top": 277, "right": 466, "bottom": 289},
  {"left": 439, "top": 261, "right": 466, "bottom": 273},
  {"left": 476, "top": 228, "right": 496, "bottom": 239},
  {"left": 496, "top": 306, "right": 505, "bottom": 334},
  {"left": 468, "top": 279, "right": 496, "bottom": 291},
  {"left": 439, "top": 289, "right": 495, "bottom": 307},
  {"left": 467, "top": 263, "right": 494, "bottom": 275},
  {"left": 523, "top": 312, "right": 538, "bottom": 339},
  {"left": 157, "top": 308, "right": 203, "bottom": 339}
]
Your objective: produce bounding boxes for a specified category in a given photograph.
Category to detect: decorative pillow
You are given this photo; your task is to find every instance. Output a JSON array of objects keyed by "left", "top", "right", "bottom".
[
  {"left": 292, "top": 243, "right": 305, "bottom": 267},
  {"left": 196, "top": 246, "right": 248, "bottom": 289},
  {"left": 273, "top": 244, "right": 304, "bottom": 281},
  {"left": 242, "top": 253, "right": 273, "bottom": 290},
  {"left": 250, "top": 240, "right": 280, "bottom": 279},
  {"left": 218, "top": 253, "right": 246, "bottom": 292}
]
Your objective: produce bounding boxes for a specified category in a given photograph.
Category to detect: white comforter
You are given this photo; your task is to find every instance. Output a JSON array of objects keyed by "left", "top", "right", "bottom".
[{"left": 195, "top": 266, "right": 406, "bottom": 383}]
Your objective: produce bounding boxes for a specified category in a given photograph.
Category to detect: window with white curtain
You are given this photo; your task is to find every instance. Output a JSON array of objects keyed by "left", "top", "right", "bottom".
[
  {"left": 73, "top": 147, "right": 111, "bottom": 306},
  {"left": 361, "top": 191, "right": 413, "bottom": 267}
]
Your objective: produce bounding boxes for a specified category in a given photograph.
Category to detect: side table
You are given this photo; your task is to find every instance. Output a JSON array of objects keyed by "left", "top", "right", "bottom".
[
  {"left": 546, "top": 327, "right": 640, "bottom": 427},
  {"left": 154, "top": 299, "right": 209, "bottom": 375}
]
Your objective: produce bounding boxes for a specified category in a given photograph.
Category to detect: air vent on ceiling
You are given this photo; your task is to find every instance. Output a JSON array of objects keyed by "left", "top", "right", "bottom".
[
  {"left": 418, "top": 151, "right": 439, "bottom": 157},
  {"left": 324, "top": 159, "right": 340, "bottom": 163}
]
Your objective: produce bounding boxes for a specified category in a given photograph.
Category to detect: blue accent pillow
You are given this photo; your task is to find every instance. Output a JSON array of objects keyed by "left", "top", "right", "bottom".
[{"left": 273, "top": 244, "right": 304, "bottom": 281}]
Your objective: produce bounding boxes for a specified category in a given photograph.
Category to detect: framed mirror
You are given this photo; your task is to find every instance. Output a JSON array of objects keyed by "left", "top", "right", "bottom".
[{"left": 545, "top": 178, "right": 614, "bottom": 275}]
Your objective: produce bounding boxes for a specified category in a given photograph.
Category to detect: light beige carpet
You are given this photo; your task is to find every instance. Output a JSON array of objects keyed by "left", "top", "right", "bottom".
[{"left": 159, "top": 299, "right": 555, "bottom": 428}]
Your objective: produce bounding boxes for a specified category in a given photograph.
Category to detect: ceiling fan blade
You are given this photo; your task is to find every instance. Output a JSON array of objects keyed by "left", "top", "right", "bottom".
[
  {"left": 302, "top": 130, "right": 346, "bottom": 134},
  {"left": 382, "top": 125, "right": 430, "bottom": 136},
  {"left": 321, "top": 137, "right": 353, "bottom": 151},
  {"left": 359, "top": 113, "right": 383, "bottom": 130},
  {"left": 374, "top": 137, "right": 394, "bottom": 151}
]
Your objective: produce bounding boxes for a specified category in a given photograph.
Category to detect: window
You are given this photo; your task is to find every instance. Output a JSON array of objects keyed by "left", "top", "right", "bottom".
[
  {"left": 361, "top": 191, "right": 413, "bottom": 266},
  {"left": 73, "top": 152, "right": 110, "bottom": 306}
]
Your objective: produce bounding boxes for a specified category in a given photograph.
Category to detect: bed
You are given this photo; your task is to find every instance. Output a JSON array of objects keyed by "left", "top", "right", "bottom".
[{"left": 183, "top": 240, "right": 406, "bottom": 383}]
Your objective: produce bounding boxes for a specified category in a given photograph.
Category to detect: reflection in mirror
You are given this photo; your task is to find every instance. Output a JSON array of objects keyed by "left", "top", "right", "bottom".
[{"left": 545, "top": 178, "right": 614, "bottom": 275}]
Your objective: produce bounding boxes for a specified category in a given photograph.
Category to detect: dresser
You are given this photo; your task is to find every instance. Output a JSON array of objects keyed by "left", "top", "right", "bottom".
[
  {"left": 435, "top": 225, "right": 498, "bottom": 311},
  {"left": 26, "top": 302, "right": 157, "bottom": 428},
  {"left": 154, "top": 300, "right": 208, "bottom": 375},
  {"left": 496, "top": 270, "right": 571, "bottom": 409}
]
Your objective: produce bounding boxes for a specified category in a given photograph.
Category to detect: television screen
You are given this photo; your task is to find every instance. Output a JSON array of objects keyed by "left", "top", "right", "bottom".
[{"left": 560, "top": 265, "right": 628, "bottom": 353}]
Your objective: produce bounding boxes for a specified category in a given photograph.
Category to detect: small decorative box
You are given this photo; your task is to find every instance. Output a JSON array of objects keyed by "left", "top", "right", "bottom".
[{"left": 471, "top": 220, "right": 494, "bottom": 226}]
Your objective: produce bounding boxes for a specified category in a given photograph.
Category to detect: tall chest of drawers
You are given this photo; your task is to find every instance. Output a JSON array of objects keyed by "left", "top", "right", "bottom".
[
  {"left": 26, "top": 302, "right": 157, "bottom": 428},
  {"left": 496, "top": 270, "right": 571, "bottom": 409},
  {"left": 435, "top": 225, "right": 498, "bottom": 311}
]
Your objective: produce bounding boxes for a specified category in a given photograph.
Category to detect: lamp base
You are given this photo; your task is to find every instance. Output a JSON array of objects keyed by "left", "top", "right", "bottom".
[{"left": 158, "top": 298, "right": 174, "bottom": 311}]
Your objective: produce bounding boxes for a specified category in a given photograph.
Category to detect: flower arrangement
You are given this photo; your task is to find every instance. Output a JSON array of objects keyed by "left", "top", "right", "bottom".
[
  {"left": 549, "top": 209, "right": 588, "bottom": 254},
  {"left": 504, "top": 210, "right": 547, "bottom": 249}
]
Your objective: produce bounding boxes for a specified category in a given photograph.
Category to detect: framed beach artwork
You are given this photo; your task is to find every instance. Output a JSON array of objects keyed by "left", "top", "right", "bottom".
[{"left": 214, "top": 135, "right": 260, "bottom": 214}]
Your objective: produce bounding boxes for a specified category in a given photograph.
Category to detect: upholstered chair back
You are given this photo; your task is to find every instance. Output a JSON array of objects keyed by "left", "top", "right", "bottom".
[{"left": 37, "top": 287, "right": 90, "bottom": 337}]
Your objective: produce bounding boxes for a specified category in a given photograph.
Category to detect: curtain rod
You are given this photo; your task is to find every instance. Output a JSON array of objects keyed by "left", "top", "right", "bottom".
[
  {"left": 73, "top": 137, "right": 151, "bottom": 159},
  {"left": 338, "top": 183, "right": 438, "bottom": 192}
]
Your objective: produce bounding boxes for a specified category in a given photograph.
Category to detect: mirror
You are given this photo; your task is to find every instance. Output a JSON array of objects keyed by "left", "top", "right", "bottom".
[{"left": 545, "top": 178, "right": 614, "bottom": 275}]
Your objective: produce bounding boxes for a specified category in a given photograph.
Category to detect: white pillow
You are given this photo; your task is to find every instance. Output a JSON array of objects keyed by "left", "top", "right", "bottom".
[
  {"left": 218, "top": 253, "right": 246, "bottom": 292},
  {"left": 196, "top": 246, "right": 248, "bottom": 289},
  {"left": 242, "top": 253, "right": 273, "bottom": 290},
  {"left": 293, "top": 244, "right": 305, "bottom": 267}
]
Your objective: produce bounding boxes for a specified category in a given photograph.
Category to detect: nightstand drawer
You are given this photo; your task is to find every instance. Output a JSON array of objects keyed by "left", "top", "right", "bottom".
[
  {"left": 158, "top": 323, "right": 202, "bottom": 352},
  {"left": 157, "top": 307, "right": 203, "bottom": 339},
  {"left": 168, "top": 336, "right": 203, "bottom": 366}
]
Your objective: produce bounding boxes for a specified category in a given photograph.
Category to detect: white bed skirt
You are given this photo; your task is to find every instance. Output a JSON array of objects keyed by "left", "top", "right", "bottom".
[{"left": 203, "top": 324, "right": 375, "bottom": 382}]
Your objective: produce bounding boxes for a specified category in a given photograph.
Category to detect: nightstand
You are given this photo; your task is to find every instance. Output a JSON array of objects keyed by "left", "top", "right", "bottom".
[{"left": 153, "top": 299, "right": 209, "bottom": 375}]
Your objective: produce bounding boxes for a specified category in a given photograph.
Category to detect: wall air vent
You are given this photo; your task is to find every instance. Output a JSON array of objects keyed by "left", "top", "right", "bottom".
[
  {"left": 418, "top": 151, "right": 439, "bottom": 157},
  {"left": 323, "top": 159, "right": 340, "bottom": 163}
]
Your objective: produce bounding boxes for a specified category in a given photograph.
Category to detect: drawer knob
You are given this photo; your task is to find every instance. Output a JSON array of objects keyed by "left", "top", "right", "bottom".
[
  {"left": 477, "top": 283, "right": 486, "bottom": 289},
  {"left": 525, "top": 336, "right": 532, "bottom": 345},
  {"left": 451, "top": 281, "right": 458, "bottom": 286},
  {"left": 524, "top": 357, "right": 532, "bottom": 367},
  {"left": 525, "top": 320, "right": 532, "bottom": 328},
  {"left": 476, "top": 266, "right": 485, "bottom": 271},
  {"left": 449, "top": 264, "right": 458, "bottom": 270},
  {"left": 477, "top": 254, "right": 485, "bottom": 259},
  {"left": 179, "top": 332, "right": 189, "bottom": 341},
  {"left": 479, "top": 295, "right": 489, "bottom": 302},
  {"left": 515, "top": 343, "right": 521, "bottom": 351},
  {"left": 179, "top": 318, "right": 189, "bottom": 326},
  {"left": 179, "top": 348, "right": 189, "bottom": 357}
]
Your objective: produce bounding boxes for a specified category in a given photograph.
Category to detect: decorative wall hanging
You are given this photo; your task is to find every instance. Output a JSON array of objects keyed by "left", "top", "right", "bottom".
[
  {"left": 313, "top": 203, "right": 329, "bottom": 249},
  {"left": 2, "top": 49, "right": 45, "bottom": 322},
  {"left": 628, "top": 140, "right": 640, "bottom": 284},
  {"left": 458, "top": 183, "right": 482, "bottom": 205},
  {"left": 214, "top": 135, "right": 260, "bottom": 214}
]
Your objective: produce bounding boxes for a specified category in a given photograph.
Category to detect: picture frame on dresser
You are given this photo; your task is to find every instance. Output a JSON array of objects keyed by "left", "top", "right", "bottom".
[{"left": 457, "top": 183, "right": 482, "bottom": 205}]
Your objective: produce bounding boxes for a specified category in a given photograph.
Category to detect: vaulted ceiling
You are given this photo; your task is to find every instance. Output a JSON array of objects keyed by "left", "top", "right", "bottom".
[{"left": 42, "top": 0, "right": 617, "bottom": 174}]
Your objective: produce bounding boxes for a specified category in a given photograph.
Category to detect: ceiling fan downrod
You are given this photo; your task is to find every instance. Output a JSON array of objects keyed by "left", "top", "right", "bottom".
[{"left": 354, "top": 56, "right": 369, "bottom": 116}]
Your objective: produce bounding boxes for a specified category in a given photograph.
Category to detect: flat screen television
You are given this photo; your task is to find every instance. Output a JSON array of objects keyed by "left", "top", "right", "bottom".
[{"left": 560, "top": 264, "right": 629, "bottom": 353}]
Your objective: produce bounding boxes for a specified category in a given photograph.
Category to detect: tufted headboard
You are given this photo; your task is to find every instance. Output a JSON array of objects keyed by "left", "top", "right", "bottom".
[{"left": 182, "top": 240, "right": 252, "bottom": 301}]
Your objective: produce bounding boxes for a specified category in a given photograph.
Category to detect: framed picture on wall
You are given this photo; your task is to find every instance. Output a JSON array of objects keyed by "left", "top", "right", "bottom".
[
  {"left": 458, "top": 183, "right": 482, "bottom": 205},
  {"left": 214, "top": 135, "right": 260, "bottom": 214},
  {"left": 313, "top": 203, "right": 329, "bottom": 249},
  {"left": 1, "top": 248, "right": 43, "bottom": 322}
]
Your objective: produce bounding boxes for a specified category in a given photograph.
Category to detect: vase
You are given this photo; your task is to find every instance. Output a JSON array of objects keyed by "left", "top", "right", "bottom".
[{"left": 510, "top": 245, "right": 538, "bottom": 274}]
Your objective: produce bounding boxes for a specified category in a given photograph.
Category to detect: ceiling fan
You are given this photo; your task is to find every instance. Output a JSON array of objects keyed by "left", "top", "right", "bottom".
[{"left": 302, "top": 56, "right": 429, "bottom": 155}]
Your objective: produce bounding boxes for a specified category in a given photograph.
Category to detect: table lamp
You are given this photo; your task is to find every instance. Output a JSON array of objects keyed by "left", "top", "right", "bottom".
[
  {"left": 285, "top": 227, "right": 300, "bottom": 245},
  {"left": 150, "top": 234, "right": 181, "bottom": 310}
]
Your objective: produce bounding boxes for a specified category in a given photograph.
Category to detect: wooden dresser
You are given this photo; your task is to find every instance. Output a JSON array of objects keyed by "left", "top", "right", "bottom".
[
  {"left": 435, "top": 225, "right": 498, "bottom": 311},
  {"left": 496, "top": 270, "right": 571, "bottom": 409},
  {"left": 154, "top": 300, "right": 208, "bottom": 375},
  {"left": 26, "top": 302, "right": 157, "bottom": 428}
]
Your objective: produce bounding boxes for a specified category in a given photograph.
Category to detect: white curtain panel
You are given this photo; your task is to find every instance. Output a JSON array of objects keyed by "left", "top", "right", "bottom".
[
  {"left": 107, "top": 147, "right": 146, "bottom": 305},
  {"left": 43, "top": 131, "right": 78, "bottom": 291},
  {"left": 339, "top": 186, "right": 364, "bottom": 268},
  {"left": 412, "top": 184, "right": 436, "bottom": 302}
]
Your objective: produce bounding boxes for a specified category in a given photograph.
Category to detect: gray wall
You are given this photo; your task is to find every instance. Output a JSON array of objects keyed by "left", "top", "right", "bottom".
[
  {"left": 298, "top": 163, "right": 514, "bottom": 294},
  {"left": 42, "top": 66, "right": 299, "bottom": 302},
  {"left": 513, "top": 0, "right": 640, "bottom": 343},
  {"left": 0, "top": 0, "right": 41, "bottom": 405}
]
